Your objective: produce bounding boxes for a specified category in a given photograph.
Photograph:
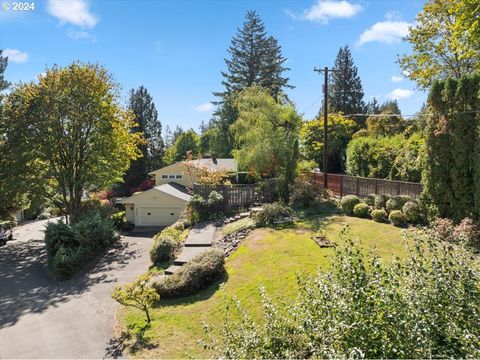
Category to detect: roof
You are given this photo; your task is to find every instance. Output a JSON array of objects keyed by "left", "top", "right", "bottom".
[
  {"left": 118, "top": 182, "right": 192, "bottom": 203},
  {"left": 149, "top": 158, "right": 237, "bottom": 175}
]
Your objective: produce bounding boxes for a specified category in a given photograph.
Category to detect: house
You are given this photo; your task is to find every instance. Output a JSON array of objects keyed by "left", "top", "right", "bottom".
[{"left": 119, "top": 158, "right": 238, "bottom": 226}]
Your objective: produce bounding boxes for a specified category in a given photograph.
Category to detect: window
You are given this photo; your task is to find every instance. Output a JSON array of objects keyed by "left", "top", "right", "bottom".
[
  {"left": 175, "top": 175, "right": 182, "bottom": 179},
  {"left": 161, "top": 175, "right": 168, "bottom": 179},
  {"left": 169, "top": 175, "right": 175, "bottom": 179}
]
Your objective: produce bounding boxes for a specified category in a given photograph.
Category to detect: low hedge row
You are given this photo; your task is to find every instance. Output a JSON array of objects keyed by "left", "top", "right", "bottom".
[
  {"left": 150, "top": 218, "right": 191, "bottom": 266},
  {"left": 341, "top": 194, "right": 424, "bottom": 227},
  {"left": 153, "top": 248, "right": 226, "bottom": 298}
]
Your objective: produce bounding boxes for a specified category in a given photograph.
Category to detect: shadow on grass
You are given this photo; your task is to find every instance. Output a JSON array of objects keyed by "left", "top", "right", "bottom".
[
  {"left": 294, "top": 201, "right": 342, "bottom": 231},
  {"left": 105, "top": 324, "right": 157, "bottom": 358},
  {"left": 156, "top": 271, "right": 229, "bottom": 308}
]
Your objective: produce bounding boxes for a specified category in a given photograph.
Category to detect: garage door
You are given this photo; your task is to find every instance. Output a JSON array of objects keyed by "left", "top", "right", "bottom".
[{"left": 137, "top": 207, "right": 182, "bottom": 226}]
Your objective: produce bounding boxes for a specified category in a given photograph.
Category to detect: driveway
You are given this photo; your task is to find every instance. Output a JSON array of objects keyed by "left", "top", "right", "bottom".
[{"left": 0, "top": 219, "right": 156, "bottom": 359}]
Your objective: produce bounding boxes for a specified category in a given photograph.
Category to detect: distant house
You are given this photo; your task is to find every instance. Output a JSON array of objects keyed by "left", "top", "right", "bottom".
[{"left": 119, "top": 158, "right": 238, "bottom": 226}]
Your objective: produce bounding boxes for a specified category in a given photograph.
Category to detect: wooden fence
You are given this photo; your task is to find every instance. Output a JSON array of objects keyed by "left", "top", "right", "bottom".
[
  {"left": 306, "top": 172, "right": 423, "bottom": 199},
  {"left": 193, "top": 183, "right": 257, "bottom": 210}
]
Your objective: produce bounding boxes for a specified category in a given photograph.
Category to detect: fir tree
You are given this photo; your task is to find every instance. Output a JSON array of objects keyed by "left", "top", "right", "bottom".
[
  {"left": 124, "top": 86, "right": 164, "bottom": 188},
  {"left": 379, "top": 100, "right": 401, "bottom": 114},
  {"left": 326, "top": 45, "right": 365, "bottom": 124},
  {"left": 0, "top": 50, "right": 10, "bottom": 102},
  {"left": 366, "top": 97, "right": 381, "bottom": 114}
]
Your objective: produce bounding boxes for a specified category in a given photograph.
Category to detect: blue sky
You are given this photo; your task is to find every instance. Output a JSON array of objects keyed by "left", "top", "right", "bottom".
[{"left": 1, "top": 0, "right": 426, "bottom": 131}]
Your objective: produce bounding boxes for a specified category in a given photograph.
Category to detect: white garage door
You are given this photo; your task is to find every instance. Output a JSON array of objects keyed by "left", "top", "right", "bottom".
[{"left": 137, "top": 207, "right": 182, "bottom": 226}]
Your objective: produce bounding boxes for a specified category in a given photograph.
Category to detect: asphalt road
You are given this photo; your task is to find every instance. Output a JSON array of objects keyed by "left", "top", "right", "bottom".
[{"left": 0, "top": 219, "right": 155, "bottom": 359}]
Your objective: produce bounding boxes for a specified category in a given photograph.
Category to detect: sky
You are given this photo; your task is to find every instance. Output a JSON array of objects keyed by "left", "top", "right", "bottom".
[{"left": 1, "top": 0, "right": 427, "bottom": 131}]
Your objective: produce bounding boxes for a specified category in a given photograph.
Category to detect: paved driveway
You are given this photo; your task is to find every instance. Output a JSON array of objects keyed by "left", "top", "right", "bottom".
[{"left": 0, "top": 219, "right": 156, "bottom": 359}]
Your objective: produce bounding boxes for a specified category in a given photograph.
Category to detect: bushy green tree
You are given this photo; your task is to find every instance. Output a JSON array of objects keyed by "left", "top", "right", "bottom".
[
  {"left": 300, "top": 114, "right": 356, "bottom": 172},
  {"left": 399, "top": 0, "right": 480, "bottom": 89},
  {"left": 366, "top": 112, "right": 407, "bottom": 137},
  {"left": 0, "top": 63, "right": 142, "bottom": 223},
  {"left": 164, "top": 129, "right": 200, "bottom": 164},
  {"left": 423, "top": 74, "right": 480, "bottom": 221},
  {"left": 231, "top": 86, "right": 301, "bottom": 200},
  {"left": 389, "top": 132, "right": 424, "bottom": 182}
]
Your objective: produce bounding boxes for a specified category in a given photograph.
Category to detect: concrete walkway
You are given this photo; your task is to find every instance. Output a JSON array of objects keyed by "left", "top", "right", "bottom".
[
  {"left": 0, "top": 219, "right": 155, "bottom": 359},
  {"left": 165, "top": 223, "right": 216, "bottom": 274}
]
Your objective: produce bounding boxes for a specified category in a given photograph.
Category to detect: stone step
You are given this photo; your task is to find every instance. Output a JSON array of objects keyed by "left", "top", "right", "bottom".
[
  {"left": 239, "top": 212, "right": 250, "bottom": 218},
  {"left": 184, "top": 224, "right": 215, "bottom": 247},
  {"left": 164, "top": 265, "right": 183, "bottom": 275},
  {"left": 174, "top": 246, "right": 211, "bottom": 265}
]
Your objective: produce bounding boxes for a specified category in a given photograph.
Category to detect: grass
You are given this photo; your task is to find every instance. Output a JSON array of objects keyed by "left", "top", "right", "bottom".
[
  {"left": 120, "top": 210, "right": 410, "bottom": 358},
  {"left": 222, "top": 217, "right": 256, "bottom": 236}
]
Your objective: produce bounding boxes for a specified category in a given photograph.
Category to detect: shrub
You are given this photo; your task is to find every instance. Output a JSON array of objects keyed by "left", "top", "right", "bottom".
[
  {"left": 150, "top": 237, "right": 177, "bottom": 265},
  {"left": 44, "top": 214, "right": 118, "bottom": 279},
  {"left": 254, "top": 203, "right": 292, "bottom": 226},
  {"left": 289, "top": 177, "right": 322, "bottom": 209},
  {"left": 453, "top": 218, "right": 480, "bottom": 249},
  {"left": 222, "top": 217, "right": 256, "bottom": 237},
  {"left": 153, "top": 249, "right": 225, "bottom": 298},
  {"left": 389, "top": 210, "right": 405, "bottom": 227},
  {"left": 340, "top": 195, "right": 360, "bottom": 215},
  {"left": 364, "top": 194, "right": 376, "bottom": 206},
  {"left": 431, "top": 218, "right": 455, "bottom": 242},
  {"left": 353, "top": 203, "right": 369, "bottom": 218},
  {"left": 187, "top": 191, "right": 224, "bottom": 222},
  {"left": 374, "top": 194, "right": 390, "bottom": 209},
  {"left": 386, "top": 196, "right": 410, "bottom": 213},
  {"left": 111, "top": 211, "right": 126, "bottom": 229},
  {"left": 402, "top": 201, "right": 422, "bottom": 224},
  {"left": 112, "top": 274, "right": 159, "bottom": 324},
  {"left": 206, "top": 234, "right": 480, "bottom": 359},
  {"left": 371, "top": 209, "right": 388, "bottom": 223},
  {"left": 37, "top": 212, "right": 51, "bottom": 220}
]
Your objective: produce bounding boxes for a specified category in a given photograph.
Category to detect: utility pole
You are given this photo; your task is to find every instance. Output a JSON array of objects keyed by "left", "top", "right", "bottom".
[{"left": 314, "top": 66, "right": 335, "bottom": 190}]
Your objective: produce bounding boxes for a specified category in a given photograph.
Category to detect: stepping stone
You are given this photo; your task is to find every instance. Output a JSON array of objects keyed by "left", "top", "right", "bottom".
[
  {"left": 184, "top": 224, "right": 215, "bottom": 247},
  {"left": 239, "top": 212, "right": 250, "bottom": 218},
  {"left": 164, "top": 265, "right": 183, "bottom": 275},
  {"left": 174, "top": 246, "right": 211, "bottom": 265}
]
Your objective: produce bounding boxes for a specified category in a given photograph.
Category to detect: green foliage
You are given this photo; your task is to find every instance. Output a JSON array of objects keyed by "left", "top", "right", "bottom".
[
  {"left": 340, "top": 195, "right": 360, "bottom": 215},
  {"left": 352, "top": 203, "right": 369, "bottom": 218},
  {"left": 187, "top": 191, "right": 225, "bottom": 223},
  {"left": 389, "top": 210, "right": 406, "bottom": 227},
  {"left": 389, "top": 132, "right": 424, "bottom": 183},
  {"left": 352, "top": 128, "right": 369, "bottom": 139},
  {"left": 423, "top": 74, "right": 480, "bottom": 221},
  {"left": 453, "top": 217, "right": 480, "bottom": 250},
  {"left": 402, "top": 201, "right": 422, "bottom": 224},
  {"left": 326, "top": 45, "right": 365, "bottom": 126},
  {"left": 288, "top": 177, "right": 323, "bottom": 209},
  {"left": 254, "top": 203, "right": 292, "bottom": 226},
  {"left": 386, "top": 196, "right": 411, "bottom": 213},
  {"left": 231, "top": 86, "right": 301, "bottom": 201},
  {"left": 111, "top": 211, "right": 126, "bottom": 229},
  {"left": 207, "top": 234, "right": 480, "bottom": 358},
  {"left": 44, "top": 214, "right": 118, "bottom": 279},
  {"left": 300, "top": 114, "right": 356, "bottom": 172},
  {"left": 374, "top": 194, "right": 390, "bottom": 209},
  {"left": 398, "top": 0, "right": 480, "bottom": 89},
  {"left": 222, "top": 217, "right": 257, "bottom": 237},
  {"left": 371, "top": 209, "right": 388, "bottom": 223},
  {"left": 123, "top": 86, "right": 164, "bottom": 189},
  {"left": 0, "top": 63, "right": 142, "bottom": 223},
  {"left": 164, "top": 129, "right": 200, "bottom": 165},
  {"left": 366, "top": 112, "right": 407, "bottom": 137},
  {"left": 364, "top": 194, "right": 376, "bottom": 206},
  {"left": 112, "top": 274, "right": 159, "bottom": 324},
  {"left": 150, "top": 237, "right": 177, "bottom": 265},
  {"left": 153, "top": 249, "right": 225, "bottom": 298},
  {"left": 431, "top": 218, "right": 455, "bottom": 243}
]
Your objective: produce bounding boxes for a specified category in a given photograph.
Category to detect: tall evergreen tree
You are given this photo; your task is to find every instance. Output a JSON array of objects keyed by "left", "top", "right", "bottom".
[
  {"left": 124, "top": 86, "right": 164, "bottom": 188},
  {"left": 0, "top": 50, "right": 10, "bottom": 102},
  {"left": 366, "top": 97, "right": 381, "bottom": 114},
  {"left": 207, "top": 11, "right": 292, "bottom": 157},
  {"left": 325, "top": 45, "right": 365, "bottom": 125},
  {"left": 379, "top": 100, "right": 401, "bottom": 114}
]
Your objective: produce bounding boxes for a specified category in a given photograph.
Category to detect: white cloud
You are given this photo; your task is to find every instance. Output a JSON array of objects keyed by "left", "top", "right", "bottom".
[
  {"left": 391, "top": 75, "right": 403, "bottom": 83},
  {"left": 387, "top": 88, "right": 413, "bottom": 100},
  {"left": 195, "top": 102, "right": 214, "bottom": 112},
  {"left": 67, "top": 30, "right": 92, "bottom": 39},
  {"left": 288, "top": 0, "right": 362, "bottom": 24},
  {"left": 47, "top": 0, "right": 98, "bottom": 28},
  {"left": 3, "top": 49, "right": 28, "bottom": 63},
  {"left": 357, "top": 20, "right": 410, "bottom": 45}
]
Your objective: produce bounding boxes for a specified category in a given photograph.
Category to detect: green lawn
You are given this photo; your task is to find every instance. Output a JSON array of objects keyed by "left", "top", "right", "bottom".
[{"left": 120, "top": 213, "right": 410, "bottom": 358}]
